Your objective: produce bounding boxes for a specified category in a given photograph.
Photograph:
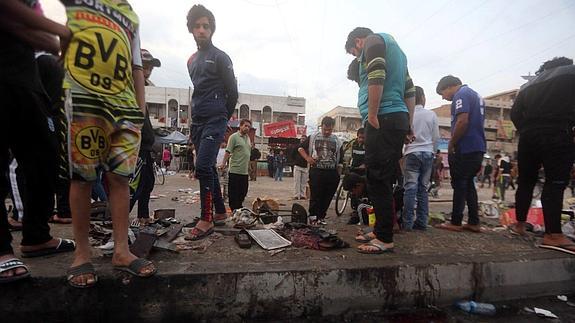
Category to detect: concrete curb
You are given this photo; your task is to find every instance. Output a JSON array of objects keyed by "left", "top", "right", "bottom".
[{"left": 2, "top": 256, "right": 574, "bottom": 322}]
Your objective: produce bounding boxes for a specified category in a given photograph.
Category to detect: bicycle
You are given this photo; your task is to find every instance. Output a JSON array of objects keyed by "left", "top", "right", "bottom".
[
  {"left": 335, "top": 180, "right": 351, "bottom": 217},
  {"left": 153, "top": 161, "right": 165, "bottom": 185}
]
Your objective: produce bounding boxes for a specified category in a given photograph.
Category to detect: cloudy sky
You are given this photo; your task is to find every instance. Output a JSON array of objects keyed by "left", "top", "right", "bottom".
[{"left": 42, "top": 0, "right": 575, "bottom": 127}]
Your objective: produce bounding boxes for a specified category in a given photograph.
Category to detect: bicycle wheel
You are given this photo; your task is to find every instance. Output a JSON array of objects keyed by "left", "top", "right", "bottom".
[
  {"left": 335, "top": 182, "right": 350, "bottom": 216},
  {"left": 154, "top": 163, "right": 165, "bottom": 185}
]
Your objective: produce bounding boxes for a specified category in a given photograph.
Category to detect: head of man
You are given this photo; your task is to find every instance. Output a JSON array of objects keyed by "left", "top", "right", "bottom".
[
  {"left": 536, "top": 56, "right": 573, "bottom": 75},
  {"left": 436, "top": 75, "right": 462, "bottom": 101},
  {"left": 356, "top": 128, "right": 365, "bottom": 144},
  {"left": 320, "top": 116, "right": 335, "bottom": 137},
  {"left": 141, "top": 49, "right": 161, "bottom": 81},
  {"left": 187, "top": 4, "right": 216, "bottom": 49},
  {"left": 345, "top": 27, "right": 373, "bottom": 57},
  {"left": 342, "top": 172, "right": 367, "bottom": 198},
  {"left": 347, "top": 58, "right": 360, "bottom": 84},
  {"left": 239, "top": 119, "right": 252, "bottom": 135},
  {"left": 415, "top": 86, "right": 426, "bottom": 107},
  {"left": 300, "top": 135, "right": 307, "bottom": 143}
]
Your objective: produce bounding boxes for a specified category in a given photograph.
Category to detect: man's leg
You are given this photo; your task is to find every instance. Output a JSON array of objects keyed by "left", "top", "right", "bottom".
[
  {"left": 402, "top": 153, "right": 420, "bottom": 230},
  {"left": 68, "top": 180, "right": 96, "bottom": 286},
  {"left": 293, "top": 166, "right": 301, "bottom": 198},
  {"left": 415, "top": 152, "right": 433, "bottom": 230},
  {"left": 515, "top": 134, "right": 540, "bottom": 229},
  {"left": 212, "top": 166, "right": 227, "bottom": 216},
  {"left": 307, "top": 168, "right": 321, "bottom": 221},
  {"left": 238, "top": 174, "right": 249, "bottom": 208},
  {"left": 137, "top": 153, "right": 155, "bottom": 219},
  {"left": 465, "top": 153, "right": 483, "bottom": 226},
  {"left": 317, "top": 170, "right": 339, "bottom": 220},
  {"left": 448, "top": 153, "right": 466, "bottom": 226},
  {"left": 228, "top": 173, "right": 240, "bottom": 211}
]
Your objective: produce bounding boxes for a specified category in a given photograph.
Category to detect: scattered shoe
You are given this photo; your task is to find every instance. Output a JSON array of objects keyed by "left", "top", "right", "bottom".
[
  {"left": 235, "top": 229, "right": 251, "bottom": 249},
  {"left": 184, "top": 226, "right": 214, "bottom": 241},
  {"left": 21, "top": 238, "right": 76, "bottom": 258},
  {"left": 67, "top": 262, "right": 97, "bottom": 288},
  {"left": 0, "top": 258, "right": 30, "bottom": 284},
  {"left": 114, "top": 258, "right": 157, "bottom": 278}
]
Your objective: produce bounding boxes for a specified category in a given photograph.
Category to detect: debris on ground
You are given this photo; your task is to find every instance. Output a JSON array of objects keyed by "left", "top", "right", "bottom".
[
  {"left": 533, "top": 307, "right": 558, "bottom": 319},
  {"left": 173, "top": 232, "right": 223, "bottom": 253}
]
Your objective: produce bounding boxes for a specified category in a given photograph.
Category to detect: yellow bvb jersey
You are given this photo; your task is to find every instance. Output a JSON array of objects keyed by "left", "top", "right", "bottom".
[{"left": 62, "top": 0, "right": 141, "bottom": 107}]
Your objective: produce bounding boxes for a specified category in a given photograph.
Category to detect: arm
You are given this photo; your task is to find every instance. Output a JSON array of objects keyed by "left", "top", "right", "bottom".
[
  {"left": 218, "top": 53, "right": 239, "bottom": 119},
  {"left": 0, "top": 18, "right": 59, "bottom": 54},
  {"left": 220, "top": 151, "right": 231, "bottom": 168},
  {"left": 404, "top": 70, "right": 416, "bottom": 143},
  {"left": 432, "top": 114, "right": 440, "bottom": 152},
  {"left": 133, "top": 67, "right": 146, "bottom": 111},
  {"left": 0, "top": 0, "right": 70, "bottom": 39},
  {"left": 510, "top": 91, "right": 524, "bottom": 131},
  {"left": 448, "top": 112, "right": 469, "bottom": 154},
  {"left": 364, "top": 35, "right": 387, "bottom": 129}
]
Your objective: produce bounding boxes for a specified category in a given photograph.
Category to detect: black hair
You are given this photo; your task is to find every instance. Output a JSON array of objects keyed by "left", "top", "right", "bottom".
[
  {"left": 240, "top": 118, "right": 252, "bottom": 126},
  {"left": 342, "top": 172, "right": 366, "bottom": 191},
  {"left": 357, "top": 127, "right": 364, "bottom": 136},
  {"left": 347, "top": 58, "right": 360, "bottom": 84},
  {"left": 187, "top": 4, "right": 216, "bottom": 34},
  {"left": 345, "top": 27, "right": 373, "bottom": 53},
  {"left": 415, "top": 86, "right": 425, "bottom": 105},
  {"left": 536, "top": 56, "right": 573, "bottom": 75},
  {"left": 436, "top": 75, "right": 462, "bottom": 94},
  {"left": 321, "top": 116, "right": 335, "bottom": 128}
]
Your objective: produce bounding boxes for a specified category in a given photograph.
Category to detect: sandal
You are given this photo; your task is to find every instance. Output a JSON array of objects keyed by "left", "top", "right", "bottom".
[
  {"left": 21, "top": 238, "right": 76, "bottom": 258},
  {"left": 114, "top": 258, "right": 157, "bottom": 278},
  {"left": 67, "top": 262, "right": 97, "bottom": 288},
  {"left": 184, "top": 226, "right": 214, "bottom": 241},
  {"left": 355, "top": 232, "right": 375, "bottom": 243},
  {"left": 357, "top": 241, "right": 394, "bottom": 254},
  {"left": 235, "top": 229, "right": 251, "bottom": 249},
  {"left": 0, "top": 258, "right": 30, "bottom": 283}
]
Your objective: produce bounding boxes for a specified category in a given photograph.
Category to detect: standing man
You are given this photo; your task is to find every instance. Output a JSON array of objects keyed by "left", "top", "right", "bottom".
[
  {"left": 298, "top": 117, "right": 342, "bottom": 226},
  {"left": 221, "top": 119, "right": 252, "bottom": 211},
  {"left": 345, "top": 27, "right": 415, "bottom": 253},
  {"left": 402, "top": 86, "right": 439, "bottom": 231},
  {"left": 510, "top": 57, "right": 575, "bottom": 254},
  {"left": 435, "top": 76, "right": 486, "bottom": 233},
  {"left": 249, "top": 142, "right": 261, "bottom": 181},
  {"left": 129, "top": 49, "right": 161, "bottom": 225},
  {"left": 186, "top": 4, "right": 238, "bottom": 240},
  {"left": 292, "top": 135, "right": 309, "bottom": 200},
  {"left": 347, "top": 128, "right": 366, "bottom": 225}
]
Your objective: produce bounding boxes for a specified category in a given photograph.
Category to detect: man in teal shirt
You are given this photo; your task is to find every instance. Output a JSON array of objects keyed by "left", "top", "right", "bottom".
[
  {"left": 345, "top": 27, "right": 415, "bottom": 254},
  {"left": 221, "top": 119, "right": 252, "bottom": 211}
]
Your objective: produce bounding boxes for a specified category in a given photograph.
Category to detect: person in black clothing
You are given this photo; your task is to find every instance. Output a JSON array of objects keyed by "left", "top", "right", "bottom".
[
  {"left": 249, "top": 143, "right": 261, "bottom": 181},
  {"left": 292, "top": 135, "right": 309, "bottom": 200},
  {"left": 267, "top": 150, "right": 275, "bottom": 178},
  {"left": 510, "top": 57, "right": 575, "bottom": 255},
  {"left": 498, "top": 155, "right": 512, "bottom": 201},
  {"left": 128, "top": 49, "right": 162, "bottom": 225},
  {"left": 0, "top": 0, "right": 74, "bottom": 283},
  {"left": 347, "top": 128, "right": 366, "bottom": 224},
  {"left": 185, "top": 4, "right": 238, "bottom": 240}
]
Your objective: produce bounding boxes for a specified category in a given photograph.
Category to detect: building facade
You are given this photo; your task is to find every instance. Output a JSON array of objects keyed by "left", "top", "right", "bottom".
[{"left": 318, "top": 106, "right": 362, "bottom": 134}]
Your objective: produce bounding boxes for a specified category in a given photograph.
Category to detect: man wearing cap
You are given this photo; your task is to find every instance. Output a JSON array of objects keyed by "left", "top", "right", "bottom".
[
  {"left": 128, "top": 49, "right": 161, "bottom": 225},
  {"left": 141, "top": 49, "right": 161, "bottom": 86},
  {"left": 435, "top": 75, "right": 485, "bottom": 233}
]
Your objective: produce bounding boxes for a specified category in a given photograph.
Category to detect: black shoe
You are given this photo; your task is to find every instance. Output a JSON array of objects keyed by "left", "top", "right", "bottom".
[{"left": 347, "top": 215, "right": 360, "bottom": 225}]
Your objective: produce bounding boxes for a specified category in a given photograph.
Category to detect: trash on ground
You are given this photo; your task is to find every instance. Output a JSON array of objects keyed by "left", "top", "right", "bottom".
[
  {"left": 557, "top": 295, "right": 568, "bottom": 302},
  {"left": 533, "top": 307, "right": 558, "bottom": 319},
  {"left": 247, "top": 229, "right": 291, "bottom": 250},
  {"left": 283, "top": 223, "right": 349, "bottom": 251},
  {"left": 173, "top": 232, "right": 222, "bottom": 253},
  {"left": 455, "top": 300, "right": 496, "bottom": 316}
]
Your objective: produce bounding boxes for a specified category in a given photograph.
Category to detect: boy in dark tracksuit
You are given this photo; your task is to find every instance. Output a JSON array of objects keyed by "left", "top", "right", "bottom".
[{"left": 185, "top": 5, "right": 238, "bottom": 240}]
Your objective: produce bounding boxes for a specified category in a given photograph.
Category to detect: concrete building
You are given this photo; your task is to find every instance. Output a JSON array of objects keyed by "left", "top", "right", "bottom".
[
  {"left": 318, "top": 106, "right": 362, "bottom": 134},
  {"left": 432, "top": 89, "right": 519, "bottom": 156},
  {"left": 144, "top": 86, "right": 306, "bottom": 133}
]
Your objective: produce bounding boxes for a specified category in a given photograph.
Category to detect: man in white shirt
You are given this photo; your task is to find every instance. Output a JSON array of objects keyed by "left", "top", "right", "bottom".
[
  {"left": 402, "top": 86, "right": 439, "bottom": 230},
  {"left": 216, "top": 142, "right": 228, "bottom": 201}
]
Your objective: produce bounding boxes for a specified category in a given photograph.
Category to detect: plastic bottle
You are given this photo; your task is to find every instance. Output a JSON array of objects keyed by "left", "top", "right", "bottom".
[{"left": 455, "top": 301, "right": 497, "bottom": 316}]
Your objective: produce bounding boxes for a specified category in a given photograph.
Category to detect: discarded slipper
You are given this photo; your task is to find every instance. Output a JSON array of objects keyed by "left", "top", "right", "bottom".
[
  {"left": 67, "top": 262, "right": 98, "bottom": 288},
  {"left": 21, "top": 238, "right": 76, "bottom": 258},
  {"left": 355, "top": 232, "right": 375, "bottom": 243},
  {"left": 114, "top": 258, "right": 157, "bottom": 278},
  {"left": 235, "top": 229, "right": 251, "bottom": 249},
  {"left": 184, "top": 226, "right": 214, "bottom": 241},
  {"left": 539, "top": 243, "right": 575, "bottom": 255},
  {"left": 357, "top": 241, "right": 393, "bottom": 254},
  {"left": 0, "top": 258, "right": 30, "bottom": 284}
]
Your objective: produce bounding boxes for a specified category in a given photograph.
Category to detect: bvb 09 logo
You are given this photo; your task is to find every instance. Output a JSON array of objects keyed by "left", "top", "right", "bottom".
[
  {"left": 67, "top": 26, "right": 131, "bottom": 95},
  {"left": 76, "top": 126, "right": 109, "bottom": 159}
]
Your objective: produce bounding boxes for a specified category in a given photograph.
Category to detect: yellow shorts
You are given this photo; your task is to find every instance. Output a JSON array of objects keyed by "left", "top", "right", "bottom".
[{"left": 65, "top": 90, "right": 144, "bottom": 181}]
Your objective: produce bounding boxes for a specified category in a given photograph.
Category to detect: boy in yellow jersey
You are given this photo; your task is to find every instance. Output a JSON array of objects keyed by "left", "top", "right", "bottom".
[{"left": 61, "top": 0, "right": 156, "bottom": 288}]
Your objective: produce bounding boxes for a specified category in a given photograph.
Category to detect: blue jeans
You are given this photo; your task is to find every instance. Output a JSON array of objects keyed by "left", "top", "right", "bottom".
[
  {"left": 402, "top": 152, "right": 434, "bottom": 230},
  {"left": 274, "top": 165, "right": 283, "bottom": 181}
]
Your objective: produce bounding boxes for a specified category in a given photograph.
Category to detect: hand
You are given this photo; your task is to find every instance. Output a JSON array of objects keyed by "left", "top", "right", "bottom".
[
  {"left": 59, "top": 27, "right": 72, "bottom": 59},
  {"left": 367, "top": 115, "right": 380, "bottom": 129},
  {"left": 404, "top": 129, "right": 415, "bottom": 144},
  {"left": 448, "top": 142, "right": 455, "bottom": 155},
  {"left": 306, "top": 157, "right": 316, "bottom": 166}
]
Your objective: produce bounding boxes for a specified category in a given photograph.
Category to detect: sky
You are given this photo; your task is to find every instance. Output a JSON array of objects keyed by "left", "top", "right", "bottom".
[{"left": 42, "top": 0, "right": 575, "bottom": 128}]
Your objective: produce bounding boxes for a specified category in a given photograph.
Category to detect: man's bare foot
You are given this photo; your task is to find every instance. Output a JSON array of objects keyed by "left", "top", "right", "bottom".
[
  {"left": 112, "top": 252, "right": 156, "bottom": 277},
  {"left": 0, "top": 254, "right": 28, "bottom": 279},
  {"left": 357, "top": 238, "right": 394, "bottom": 254},
  {"left": 355, "top": 231, "right": 376, "bottom": 243},
  {"left": 462, "top": 224, "right": 482, "bottom": 233},
  {"left": 69, "top": 250, "right": 96, "bottom": 287},
  {"left": 20, "top": 238, "right": 61, "bottom": 253}
]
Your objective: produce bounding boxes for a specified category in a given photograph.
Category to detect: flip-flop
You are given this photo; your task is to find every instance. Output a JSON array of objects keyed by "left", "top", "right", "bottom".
[
  {"left": 184, "top": 226, "right": 214, "bottom": 241},
  {"left": 539, "top": 243, "right": 575, "bottom": 255},
  {"left": 67, "top": 262, "right": 97, "bottom": 288},
  {"left": 0, "top": 258, "right": 30, "bottom": 284},
  {"left": 114, "top": 258, "right": 157, "bottom": 278},
  {"left": 357, "top": 241, "right": 394, "bottom": 254},
  {"left": 355, "top": 233, "right": 375, "bottom": 243},
  {"left": 21, "top": 238, "right": 76, "bottom": 258}
]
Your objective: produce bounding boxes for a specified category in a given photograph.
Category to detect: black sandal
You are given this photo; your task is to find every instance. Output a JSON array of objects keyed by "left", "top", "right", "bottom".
[{"left": 67, "top": 263, "right": 98, "bottom": 288}]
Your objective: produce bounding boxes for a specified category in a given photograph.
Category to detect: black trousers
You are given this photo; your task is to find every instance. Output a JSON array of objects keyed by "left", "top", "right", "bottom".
[
  {"left": 0, "top": 85, "right": 58, "bottom": 256},
  {"left": 308, "top": 168, "right": 339, "bottom": 220},
  {"left": 228, "top": 173, "right": 249, "bottom": 211},
  {"left": 516, "top": 129, "right": 575, "bottom": 234},
  {"left": 448, "top": 152, "right": 483, "bottom": 226},
  {"left": 129, "top": 151, "right": 155, "bottom": 218},
  {"left": 365, "top": 113, "right": 408, "bottom": 243}
]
